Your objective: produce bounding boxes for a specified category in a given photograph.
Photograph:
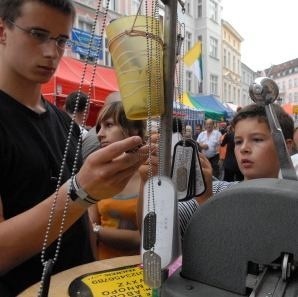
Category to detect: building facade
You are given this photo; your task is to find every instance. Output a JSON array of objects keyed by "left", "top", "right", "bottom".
[
  {"left": 180, "top": 0, "right": 222, "bottom": 98},
  {"left": 241, "top": 63, "right": 257, "bottom": 107},
  {"left": 263, "top": 58, "right": 298, "bottom": 105},
  {"left": 221, "top": 20, "right": 243, "bottom": 106}
]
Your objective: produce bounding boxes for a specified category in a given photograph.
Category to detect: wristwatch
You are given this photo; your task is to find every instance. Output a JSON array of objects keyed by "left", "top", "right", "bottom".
[{"left": 68, "top": 176, "right": 97, "bottom": 207}]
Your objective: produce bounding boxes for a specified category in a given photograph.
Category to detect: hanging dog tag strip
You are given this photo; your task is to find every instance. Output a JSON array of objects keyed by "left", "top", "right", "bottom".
[
  {"left": 39, "top": 259, "right": 54, "bottom": 297},
  {"left": 143, "top": 212, "right": 157, "bottom": 250},
  {"left": 193, "top": 140, "right": 206, "bottom": 196},
  {"left": 141, "top": 176, "right": 177, "bottom": 270},
  {"left": 171, "top": 142, "right": 192, "bottom": 200},
  {"left": 143, "top": 250, "right": 162, "bottom": 288},
  {"left": 171, "top": 139, "right": 206, "bottom": 200}
]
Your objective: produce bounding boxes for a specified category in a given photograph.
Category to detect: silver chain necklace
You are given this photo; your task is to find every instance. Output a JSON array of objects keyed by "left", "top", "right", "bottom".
[{"left": 38, "top": 1, "right": 110, "bottom": 296}]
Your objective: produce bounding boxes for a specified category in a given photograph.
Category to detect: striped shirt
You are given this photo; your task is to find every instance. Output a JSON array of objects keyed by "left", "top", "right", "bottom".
[{"left": 179, "top": 181, "right": 239, "bottom": 237}]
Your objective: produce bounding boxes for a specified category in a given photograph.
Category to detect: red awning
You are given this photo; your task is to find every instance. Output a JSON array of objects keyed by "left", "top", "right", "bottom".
[
  {"left": 42, "top": 56, "right": 118, "bottom": 103},
  {"left": 41, "top": 56, "right": 119, "bottom": 126}
]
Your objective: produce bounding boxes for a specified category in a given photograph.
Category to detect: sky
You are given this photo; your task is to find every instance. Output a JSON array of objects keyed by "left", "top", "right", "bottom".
[{"left": 221, "top": 0, "right": 298, "bottom": 72}]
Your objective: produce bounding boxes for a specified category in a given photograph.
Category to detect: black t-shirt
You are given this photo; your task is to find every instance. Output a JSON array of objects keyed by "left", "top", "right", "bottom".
[{"left": 0, "top": 91, "right": 94, "bottom": 296}]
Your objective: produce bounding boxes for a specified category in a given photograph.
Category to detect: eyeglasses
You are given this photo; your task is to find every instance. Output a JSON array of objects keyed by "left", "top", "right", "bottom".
[{"left": 7, "top": 19, "right": 71, "bottom": 50}]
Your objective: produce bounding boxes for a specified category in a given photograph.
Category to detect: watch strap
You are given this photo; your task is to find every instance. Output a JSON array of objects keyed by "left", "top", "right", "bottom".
[{"left": 68, "top": 176, "right": 97, "bottom": 207}]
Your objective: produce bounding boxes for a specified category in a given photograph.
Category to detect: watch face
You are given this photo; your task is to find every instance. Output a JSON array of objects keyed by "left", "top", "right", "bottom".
[
  {"left": 93, "top": 223, "right": 101, "bottom": 233},
  {"left": 68, "top": 179, "right": 78, "bottom": 201},
  {"left": 77, "top": 187, "right": 88, "bottom": 199}
]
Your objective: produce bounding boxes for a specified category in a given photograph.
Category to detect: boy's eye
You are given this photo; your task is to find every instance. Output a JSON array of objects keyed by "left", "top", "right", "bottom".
[
  {"left": 253, "top": 138, "right": 263, "bottom": 142},
  {"left": 234, "top": 140, "right": 242, "bottom": 145},
  {"left": 30, "top": 29, "right": 50, "bottom": 42}
]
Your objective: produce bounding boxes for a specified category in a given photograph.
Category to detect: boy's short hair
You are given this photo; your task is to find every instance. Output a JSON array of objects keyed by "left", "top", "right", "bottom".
[
  {"left": 0, "top": 0, "right": 76, "bottom": 24},
  {"left": 65, "top": 91, "right": 88, "bottom": 114},
  {"left": 96, "top": 101, "right": 145, "bottom": 140},
  {"left": 232, "top": 103, "right": 294, "bottom": 140}
]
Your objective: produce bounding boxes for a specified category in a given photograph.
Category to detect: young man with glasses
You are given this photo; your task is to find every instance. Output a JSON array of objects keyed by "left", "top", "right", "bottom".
[{"left": 0, "top": 1, "right": 148, "bottom": 296}]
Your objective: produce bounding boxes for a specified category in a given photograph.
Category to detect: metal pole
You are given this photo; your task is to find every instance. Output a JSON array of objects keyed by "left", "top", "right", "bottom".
[{"left": 159, "top": 0, "right": 178, "bottom": 176}]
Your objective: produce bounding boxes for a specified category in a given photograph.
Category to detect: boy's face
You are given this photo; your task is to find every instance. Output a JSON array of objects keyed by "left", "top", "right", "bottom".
[
  {"left": 234, "top": 117, "right": 280, "bottom": 180},
  {"left": 0, "top": 1, "right": 73, "bottom": 84}
]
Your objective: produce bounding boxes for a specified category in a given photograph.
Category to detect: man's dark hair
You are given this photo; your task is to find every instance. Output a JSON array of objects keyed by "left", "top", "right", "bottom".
[
  {"left": 232, "top": 103, "right": 294, "bottom": 140},
  {"left": 0, "top": 0, "right": 76, "bottom": 25},
  {"left": 65, "top": 91, "right": 88, "bottom": 114}
]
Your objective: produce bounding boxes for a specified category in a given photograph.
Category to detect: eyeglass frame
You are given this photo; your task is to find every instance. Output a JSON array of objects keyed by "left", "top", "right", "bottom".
[{"left": 6, "top": 19, "right": 72, "bottom": 50}]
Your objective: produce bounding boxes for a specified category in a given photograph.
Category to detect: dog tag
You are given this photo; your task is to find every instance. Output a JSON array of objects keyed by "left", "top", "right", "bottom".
[
  {"left": 143, "top": 250, "right": 162, "bottom": 288},
  {"left": 40, "top": 259, "right": 54, "bottom": 297},
  {"left": 142, "top": 176, "right": 178, "bottom": 268},
  {"left": 171, "top": 143, "right": 193, "bottom": 200},
  {"left": 143, "top": 211, "right": 156, "bottom": 250},
  {"left": 176, "top": 166, "right": 188, "bottom": 192}
]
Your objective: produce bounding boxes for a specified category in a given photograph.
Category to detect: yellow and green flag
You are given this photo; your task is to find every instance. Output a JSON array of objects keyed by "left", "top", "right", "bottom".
[{"left": 183, "top": 41, "right": 203, "bottom": 82}]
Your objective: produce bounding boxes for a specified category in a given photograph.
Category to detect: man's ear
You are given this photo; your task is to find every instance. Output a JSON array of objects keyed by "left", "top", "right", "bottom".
[
  {"left": 285, "top": 139, "right": 294, "bottom": 155},
  {"left": 0, "top": 18, "right": 7, "bottom": 43}
]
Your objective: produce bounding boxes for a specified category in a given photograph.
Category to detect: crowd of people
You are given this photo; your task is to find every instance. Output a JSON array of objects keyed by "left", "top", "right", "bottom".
[{"left": 0, "top": 1, "right": 298, "bottom": 296}]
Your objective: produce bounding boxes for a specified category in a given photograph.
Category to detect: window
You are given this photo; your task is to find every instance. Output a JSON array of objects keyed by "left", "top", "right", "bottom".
[
  {"left": 209, "top": 0, "right": 218, "bottom": 22},
  {"left": 210, "top": 74, "right": 218, "bottom": 95},
  {"left": 289, "top": 79, "right": 292, "bottom": 89},
  {"left": 295, "top": 92, "right": 298, "bottom": 102},
  {"left": 228, "top": 84, "right": 231, "bottom": 100},
  {"left": 232, "top": 56, "right": 235, "bottom": 72},
  {"left": 185, "top": 0, "right": 191, "bottom": 15},
  {"left": 132, "top": 0, "right": 142, "bottom": 14},
  {"left": 223, "top": 82, "right": 227, "bottom": 99},
  {"left": 185, "top": 31, "right": 192, "bottom": 52},
  {"left": 186, "top": 71, "right": 192, "bottom": 92},
  {"left": 289, "top": 93, "right": 293, "bottom": 101},
  {"left": 78, "top": 20, "right": 92, "bottom": 33},
  {"left": 223, "top": 49, "right": 227, "bottom": 67},
  {"left": 209, "top": 37, "right": 218, "bottom": 58},
  {"left": 109, "top": 0, "right": 119, "bottom": 12},
  {"left": 227, "top": 52, "right": 231, "bottom": 69},
  {"left": 77, "top": 20, "right": 96, "bottom": 62},
  {"left": 197, "top": 0, "right": 202, "bottom": 18},
  {"left": 104, "top": 37, "right": 112, "bottom": 67},
  {"left": 294, "top": 78, "right": 298, "bottom": 88}
]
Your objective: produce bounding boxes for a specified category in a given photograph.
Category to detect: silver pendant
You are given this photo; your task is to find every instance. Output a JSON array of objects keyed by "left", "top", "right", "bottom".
[
  {"left": 176, "top": 166, "right": 188, "bottom": 191},
  {"left": 143, "top": 250, "right": 162, "bottom": 288}
]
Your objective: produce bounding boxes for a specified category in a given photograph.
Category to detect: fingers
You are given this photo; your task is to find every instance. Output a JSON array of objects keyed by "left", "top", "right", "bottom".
[
  {"left": 77, "top": 137, "right": 146, "bottom": 200},
  {"left": 90, "top": 136, "right": 143, "bottom": 163}
]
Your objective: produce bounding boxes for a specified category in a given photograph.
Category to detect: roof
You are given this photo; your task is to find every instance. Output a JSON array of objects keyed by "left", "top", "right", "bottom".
[
  {"left": 42, "top": 56, "right": 119, "bottom": 104},
  {"left": 183, "top": 93, "right": 233, "bottom": 121}
]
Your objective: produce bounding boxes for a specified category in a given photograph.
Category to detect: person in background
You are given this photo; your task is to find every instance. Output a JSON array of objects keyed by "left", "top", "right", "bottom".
[
  {"left": 197, "top": 118, "right": 222, "bottom": 179},
  {"left": 171, "top": 117, "right": 183, "bottom": 156},
  {"left": 292, "top": 126, "right": 298, "bottom": 154},
  {"left": 88, "top": 101, "right": 145, "bottom": 259},
  {"left": 185, "top": 125, "right": 193, "bottom": 139},
  {"left": 218, "top": 122, "right": 228, "bottom": 180},
  {"left": 194, "top": 123, "right": 202, "bottom": 139},
  {"left": 64, "top": 90, "right": 89, "bottom": 139},
  {"left": 82, "top": 91, "right": 121, "bottom": 161},
  {"left": 221, "top": 124, "right": 244, "bottom": 181},
  {"left": 0, "top": 1, "right": 148, "bottom": 295}
]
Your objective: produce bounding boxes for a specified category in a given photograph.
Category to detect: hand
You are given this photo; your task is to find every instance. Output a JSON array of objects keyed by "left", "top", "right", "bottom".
[
  {"left": 196, "top": 153, "right": 213, "bottom": 205},
  {"left": 76, "top": 136, "right": 149, "bottom": 201},
  {"left": 200, "top": 143, "right": 208, "bottom": 150},
  {"left": 139, "top": 133, "right": 159, "bottom": 183}
]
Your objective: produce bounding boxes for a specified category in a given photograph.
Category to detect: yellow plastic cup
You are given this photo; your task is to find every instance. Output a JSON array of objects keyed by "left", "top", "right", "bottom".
[{"left": 106, "top": 15, "right": 164, "bottom": 120}]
